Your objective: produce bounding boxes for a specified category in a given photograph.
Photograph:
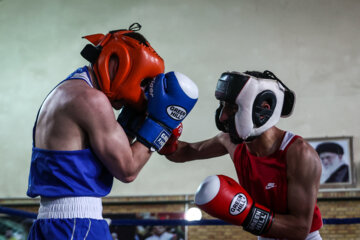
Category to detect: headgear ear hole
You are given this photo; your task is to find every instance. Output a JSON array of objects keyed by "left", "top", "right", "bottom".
[
  {"left": 252, "top": 90, "right": 277, "bottom": 127},
  {"left": 94, "top": 40, "right": 131, "bottom": 98},
  {"left": 108, "top": 54, "right": 119, "bottom": 82}
]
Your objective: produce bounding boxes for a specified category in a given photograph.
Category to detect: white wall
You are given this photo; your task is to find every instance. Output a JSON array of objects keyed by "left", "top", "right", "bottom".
[{"left": 0, "top": 0, "right": 359, "bottom": 197}]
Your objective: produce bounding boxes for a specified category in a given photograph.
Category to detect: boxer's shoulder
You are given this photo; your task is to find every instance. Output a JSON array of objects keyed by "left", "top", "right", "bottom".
[
  {"left": 286, "top": 137, "right": 322, "bottom": 179},
  {"left": 58, "top": 80, "right": 107, "bottom": 106},
  {"left": 216, "top": 132, "right": 237, "bottom": 157},
  {"left": 286, "top": 137, "right": 317, "bottom": 162},
  {"left": 44, "top": 80, "right": 112, "bottom": 124}
]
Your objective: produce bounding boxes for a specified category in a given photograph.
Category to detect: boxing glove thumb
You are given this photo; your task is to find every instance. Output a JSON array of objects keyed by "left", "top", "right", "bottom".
[{"left": 158, "top": 123, "right": 183, "bottom": 155}]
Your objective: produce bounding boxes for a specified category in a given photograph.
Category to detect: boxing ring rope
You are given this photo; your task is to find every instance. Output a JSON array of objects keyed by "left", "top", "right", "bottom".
[
  {"left": 1, "top": 206, "right": 360, "bottom": 226},
  {"left": 0, "top": 206, "right": 37, "bottom": 219},
  {"left": 110, "top": 218, "right": 360, "bottom": 226}
]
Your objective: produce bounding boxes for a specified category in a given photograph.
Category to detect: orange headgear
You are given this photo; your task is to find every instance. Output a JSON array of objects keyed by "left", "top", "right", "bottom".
[{"left": 80, "top": 23, "right": 165, "bottom": 110}]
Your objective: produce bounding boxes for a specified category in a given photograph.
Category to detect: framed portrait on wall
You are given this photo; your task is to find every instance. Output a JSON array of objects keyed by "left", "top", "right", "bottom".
[{"left": 307, "top": 136, "right": 355, "bottom": 188}]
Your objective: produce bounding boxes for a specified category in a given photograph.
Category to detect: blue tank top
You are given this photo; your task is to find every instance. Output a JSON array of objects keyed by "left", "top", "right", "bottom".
[{"left": 27, "top": 66, "right": 113, "bottom": 198}]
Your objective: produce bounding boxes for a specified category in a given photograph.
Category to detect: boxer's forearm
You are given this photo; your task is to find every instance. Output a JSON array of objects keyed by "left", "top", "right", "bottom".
[
  {"left": 166, "top": 137, "right": 228, "bottom": 162},
  {"left": 263, "top": 214, "right": 310, "bottom": 240},
  {"left": 165, "top": 141, "right": 196, "bottom": 162}
]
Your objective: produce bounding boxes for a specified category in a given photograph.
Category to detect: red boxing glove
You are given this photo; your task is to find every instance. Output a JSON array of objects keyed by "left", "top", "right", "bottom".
[
  {"left": 158, "top": 123, "right": 183, "bottom": 155},
  {"left": 195, "top": 175, "right": 274, "bottom": 236}
]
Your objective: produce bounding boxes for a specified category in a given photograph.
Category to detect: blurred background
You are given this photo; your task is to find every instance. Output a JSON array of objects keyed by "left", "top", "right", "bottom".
[{"left": 0, "top": 0, "right": 359, "bottom": 197}]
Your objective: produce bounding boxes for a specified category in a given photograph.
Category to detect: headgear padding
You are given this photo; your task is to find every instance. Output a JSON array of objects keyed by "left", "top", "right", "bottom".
[
  {"left": 215, "top": 71, "right": 295, "bottom": 142},
  {"left": 81, "top": 23, "right": 165, "bottom": 111}
]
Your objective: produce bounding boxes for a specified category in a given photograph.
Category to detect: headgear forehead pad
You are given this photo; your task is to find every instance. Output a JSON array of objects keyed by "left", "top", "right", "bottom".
[
  {"left": 81, "top": 23, "right": 165, "bottom": 110},
  {"left": 215, "top": 70, "right": 295, "bottom": 142}
]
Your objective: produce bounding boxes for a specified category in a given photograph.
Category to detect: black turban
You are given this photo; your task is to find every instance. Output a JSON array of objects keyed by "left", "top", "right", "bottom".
[{"left": 316, "top": 142, "right": 344, "bottom": 155}]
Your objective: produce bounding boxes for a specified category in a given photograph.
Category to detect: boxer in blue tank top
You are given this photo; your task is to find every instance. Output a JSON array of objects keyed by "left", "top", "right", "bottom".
[
  {"left": 28, "top": 66, "right": 114, "bottom": 240},
  {"left": 26, "top": 23, "right": 198, "bottom": 240}
]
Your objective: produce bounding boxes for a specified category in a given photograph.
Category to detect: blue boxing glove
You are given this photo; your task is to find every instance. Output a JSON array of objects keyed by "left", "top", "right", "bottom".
[{"left": 137, "top": 71, "right": 198, "bottom": 151}]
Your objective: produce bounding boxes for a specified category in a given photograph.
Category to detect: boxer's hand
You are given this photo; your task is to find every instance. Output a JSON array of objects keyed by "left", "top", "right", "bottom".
[
  {"left": 117, "top": 106, "right": 146, "bottom": 140},
  {"left": 195, "top": 175, "right": 274, "bottom": 236},
  {"left": 158, "top": 123, "right": 183, "bottom": 155},
  {"left": 137, "top": 72, "right": 198, "bottom": 151}
]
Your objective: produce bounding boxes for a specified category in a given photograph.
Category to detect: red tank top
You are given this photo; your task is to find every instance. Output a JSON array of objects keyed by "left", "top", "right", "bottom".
[{"left": 233, "top": 132, "right": 322, "bottom": 232}]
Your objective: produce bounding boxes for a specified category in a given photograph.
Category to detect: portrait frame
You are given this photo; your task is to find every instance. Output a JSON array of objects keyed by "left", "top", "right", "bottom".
[{"left": 306, "top": 136, "right": 355, "bottom": 189}]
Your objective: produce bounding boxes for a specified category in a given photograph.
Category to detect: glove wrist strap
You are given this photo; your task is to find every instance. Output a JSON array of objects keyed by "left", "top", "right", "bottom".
[
  {"left": 136, "top": 117, "right": 171, "bottom": 151},
  {"left": 242, "top": 203, "right": 274, "bottom": 236}
]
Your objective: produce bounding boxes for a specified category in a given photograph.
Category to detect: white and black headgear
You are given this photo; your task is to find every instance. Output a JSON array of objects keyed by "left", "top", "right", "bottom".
[{"left": 215, "top": 70, "right": 295, "bottom": 143}]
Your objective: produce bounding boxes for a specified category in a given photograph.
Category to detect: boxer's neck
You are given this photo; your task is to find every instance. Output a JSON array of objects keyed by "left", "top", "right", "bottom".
[
  {"left": 245, "top": 126, "right": 285, "bottom": 157},
  {"left": 87, "top": 66, "right": 99, "bottom": 90}
]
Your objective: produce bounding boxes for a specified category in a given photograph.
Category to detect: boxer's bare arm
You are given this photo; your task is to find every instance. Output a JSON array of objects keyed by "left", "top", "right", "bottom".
[
  {"left": 166, "top": 132, "right": 237, "bottom": 162},
  {"left": 76, "top": 88, "right": 152, "bottom": 183},
  {"left": 35, "top": 80, "right": 151, "bottom": 183},
  {"left": 265, "top": 138, "right": 322, "bottom": 239}
]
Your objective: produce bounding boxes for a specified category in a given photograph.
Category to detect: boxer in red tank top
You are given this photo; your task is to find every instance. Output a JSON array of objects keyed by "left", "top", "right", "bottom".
[{"left": 164, "top": 70, "right": 323, "bottom": 240}]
